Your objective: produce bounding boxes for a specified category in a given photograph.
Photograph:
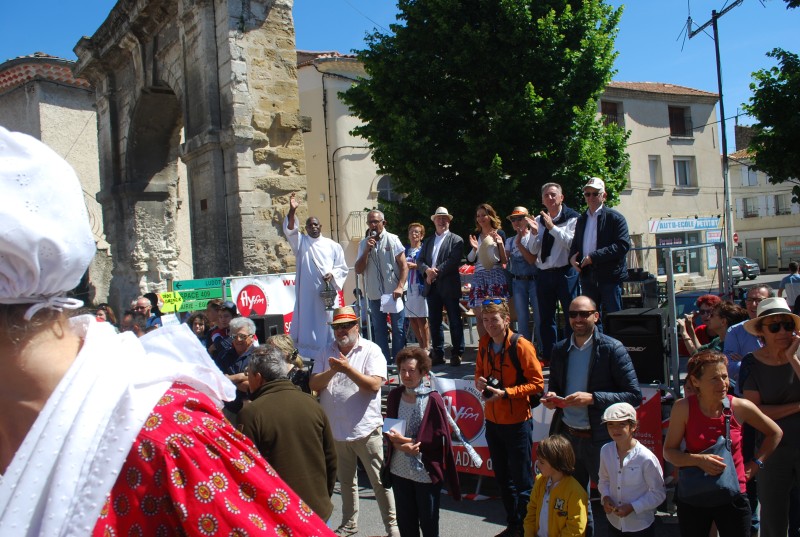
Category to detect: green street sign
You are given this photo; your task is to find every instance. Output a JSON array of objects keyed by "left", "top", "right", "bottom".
[
  {"left": 173, "top": 277, "right": 224, "bottom": 291},
  {"left": 178, "top": 299, "right": 211, "bottom": 313}
]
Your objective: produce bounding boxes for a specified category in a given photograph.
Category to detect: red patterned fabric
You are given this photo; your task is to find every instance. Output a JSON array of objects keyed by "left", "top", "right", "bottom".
[{"left": 92, "top": 383, "right": 334, "bottom": 536}]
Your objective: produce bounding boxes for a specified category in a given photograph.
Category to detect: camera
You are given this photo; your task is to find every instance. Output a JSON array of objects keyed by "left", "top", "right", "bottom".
[{"left": 483, "top": 376, "right": 502, "bottom": 398}]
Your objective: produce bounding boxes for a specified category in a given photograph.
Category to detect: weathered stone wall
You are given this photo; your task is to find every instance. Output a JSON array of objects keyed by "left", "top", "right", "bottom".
[{"left": 74, "top": 0, "right": 307, "bottom": 309}]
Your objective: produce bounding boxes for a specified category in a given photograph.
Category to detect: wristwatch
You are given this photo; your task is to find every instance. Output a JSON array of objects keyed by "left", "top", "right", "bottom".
[{"left": 752, "top": 458, "right": 764, "bottom": 469}]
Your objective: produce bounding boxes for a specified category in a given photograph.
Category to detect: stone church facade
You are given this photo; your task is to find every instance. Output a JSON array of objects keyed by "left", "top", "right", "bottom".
[{"left": 74, "top": 0, "right": 308, "bottom": 308}]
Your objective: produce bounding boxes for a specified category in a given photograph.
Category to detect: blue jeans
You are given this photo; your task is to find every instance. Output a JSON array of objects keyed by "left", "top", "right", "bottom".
[
  {"left": 392, "top": 474, "right": 442, "bottom": 537},
  {"left": 579, "top": 276, "right": 622, "bottom": 330},
  {"left": 536, "top": 266, "right": 579, "bottom": 361},
  {"left": 369, "top": 298, "right": 406, "bottom": 361},
  {"left": 485, "top": 419, "right": 534, "bottom": 528},
  {"left": 511, "top": 277, "right": 541, "bottom": 348}
]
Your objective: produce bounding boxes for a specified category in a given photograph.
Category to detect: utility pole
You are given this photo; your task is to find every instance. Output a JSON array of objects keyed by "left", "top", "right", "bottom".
[{"left": 687, "top": 0, "right": 742, "bottom": 290}]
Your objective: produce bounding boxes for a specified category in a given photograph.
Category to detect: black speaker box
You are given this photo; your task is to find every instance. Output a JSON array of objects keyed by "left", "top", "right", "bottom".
[
  {"left": 604, "top": 308, "right": 666, "bottom": 384},
  {"left": 251, "top": 314, "right": 286, "bottom": 343}
]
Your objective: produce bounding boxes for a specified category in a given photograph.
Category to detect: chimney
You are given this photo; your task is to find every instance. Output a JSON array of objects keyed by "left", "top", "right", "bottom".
[{"left": 735, "top": 125, "right": 755, "bottom": 152}]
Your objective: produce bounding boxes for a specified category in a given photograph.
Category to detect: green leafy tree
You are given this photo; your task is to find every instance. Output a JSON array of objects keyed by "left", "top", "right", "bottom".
[
  {"left": 743, "top": 48, "right": 800, "bottom": 203},
  {"left": 343, "top": 0, "right": 630, "bottom": 237}
]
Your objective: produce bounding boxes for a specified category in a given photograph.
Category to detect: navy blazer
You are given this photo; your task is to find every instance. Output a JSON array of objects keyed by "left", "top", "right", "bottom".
[
  {"left": 418, "top": 231, "right": 464, "bottom": 300},
  {"left": 569, "top": 206, "right": 630, "bottom": 284},
  {"left": 548, "top": 329, "right": 642, "bottom": 443}
]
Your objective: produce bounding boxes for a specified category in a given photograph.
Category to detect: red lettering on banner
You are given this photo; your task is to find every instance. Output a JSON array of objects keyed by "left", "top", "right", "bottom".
[
  {"left": 237, "top": 285, "right": 268, "bottom": 316},
  {"left": 443, "top": 390, "right": 485, "bottom": 443},
  {"left": 283, "top": 279, "right": 295, "bottom": 286}
]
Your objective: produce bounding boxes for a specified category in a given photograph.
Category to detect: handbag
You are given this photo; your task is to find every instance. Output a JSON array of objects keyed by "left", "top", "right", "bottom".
[{"left": 677, "top": 397, "right": 741, "bottom": 507}]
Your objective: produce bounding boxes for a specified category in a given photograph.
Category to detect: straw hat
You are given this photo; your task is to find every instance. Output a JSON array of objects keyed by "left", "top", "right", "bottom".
[
  {"left": 430, "top": 207, "right": 453, "bottom": 222},
  {"left": 329, "top": 306, "right": 360, "bottom": 325},
  {"left": 506, "top": 206, "right": 530, "bottom": 221},
  {"left": 743, "top": 297, "right": 800, "bottom": 335}
]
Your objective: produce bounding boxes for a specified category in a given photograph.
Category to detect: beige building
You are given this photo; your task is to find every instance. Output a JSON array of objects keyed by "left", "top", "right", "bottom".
[
  {"left": 605, "top": 82, "right": 729, "bottom": 283},
  {"left": 728, "top": 126, "right": 800, "bottom": 270},
  {"left": 0, "top": 53, "right": 112, "bottom": 303}
]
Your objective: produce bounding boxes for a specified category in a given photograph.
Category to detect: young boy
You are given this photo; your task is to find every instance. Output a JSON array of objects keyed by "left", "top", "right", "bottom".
[
  {"left": 598, "top": 402, "right": 666, "bottom": 537},
  {"left": 523, "top": 435, "right": 587, "bottom": 537}
]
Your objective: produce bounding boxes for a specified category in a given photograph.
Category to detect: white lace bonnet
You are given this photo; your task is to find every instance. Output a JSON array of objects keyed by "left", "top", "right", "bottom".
[{"left": 0, "top": 126, "right": 96, "bottom": 320}]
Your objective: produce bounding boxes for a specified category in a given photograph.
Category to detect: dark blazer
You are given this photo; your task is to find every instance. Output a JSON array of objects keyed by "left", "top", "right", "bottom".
[
  {"left": 386, "top": 388, "right": 461, "bottom": 500},
  {"left": 238, "top": 379, "right": 337, "bottom": 520},
  {"left": 418, "top": 230, "right": 464, "bottom": 300},
  {"left": 548, "top": 329, "right": 642, "bottom": 443},
  {"left": 569, "top": 206, "right": 630, "bottom": 284}
]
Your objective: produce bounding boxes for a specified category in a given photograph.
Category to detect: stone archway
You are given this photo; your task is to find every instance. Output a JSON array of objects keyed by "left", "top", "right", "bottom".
[{"left": 74, "top": 0, "right": 307, "bottom": 308}]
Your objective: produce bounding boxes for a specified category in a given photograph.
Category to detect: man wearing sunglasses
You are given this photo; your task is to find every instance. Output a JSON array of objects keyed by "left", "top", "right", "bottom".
[
  {"left": 542, "top": 295, "right": 641, "bottom": 537},
  {"left": 310, "top": 306, "right": 398, "bottom": 537},
  {"left": 568, "top": 177, "right": 630, "bottom": 326}
]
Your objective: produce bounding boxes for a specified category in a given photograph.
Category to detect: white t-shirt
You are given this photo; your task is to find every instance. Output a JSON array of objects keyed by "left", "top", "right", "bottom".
[{"left": 313, "top": 337, "right": 387, "bottom": 441}]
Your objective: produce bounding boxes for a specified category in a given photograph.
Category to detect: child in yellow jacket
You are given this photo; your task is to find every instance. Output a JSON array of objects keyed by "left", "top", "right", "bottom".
[{"left": 523, "top": 435, "right": 588, "bottom": 537}]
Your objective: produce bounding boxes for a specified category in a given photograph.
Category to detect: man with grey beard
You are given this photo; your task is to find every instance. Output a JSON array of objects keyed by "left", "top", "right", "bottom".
[{"left": 309, "top": 306, "right": 399, "bottom": 537}]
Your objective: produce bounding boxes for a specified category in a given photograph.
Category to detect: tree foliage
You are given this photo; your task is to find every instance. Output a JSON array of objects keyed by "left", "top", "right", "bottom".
[
  {"left": 743, "top": 48, "right": 800, "bottom": 203},
  {"left": 342, "top": 0, "right": 629, "bottom": 237}
]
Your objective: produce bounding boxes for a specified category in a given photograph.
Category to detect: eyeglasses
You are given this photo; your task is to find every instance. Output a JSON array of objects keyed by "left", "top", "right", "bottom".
[
  {"left": 367, "top": 220, "right": 382, "bottom": 225},
  {"left": 334, "top": 322, "right": 358, "bottom": 330},
  {"left": 583, "top": 191, "right": 601, "bottom": 198},
  {"left": 568, "top": 310, "right": 597, "bottom": 319},
  {"left": 133, "top": 306, "right": 148, "bottom": 311},
  {"left": 763, "top": 321, "right": 795, "bottom": 334},
  {"left": 482, "top": 298, "right": 505, "bottom": 305},
  {"left": 233, "top": 333, "right": 253, "bottom": 342},
  {"left": 746, "top": 297, "right": 765, "bottom": 304}
]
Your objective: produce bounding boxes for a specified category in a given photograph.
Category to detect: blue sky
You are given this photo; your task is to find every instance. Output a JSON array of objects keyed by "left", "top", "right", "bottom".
[{"left": 1, "top": 1, "right": 798, "bottom": 150}]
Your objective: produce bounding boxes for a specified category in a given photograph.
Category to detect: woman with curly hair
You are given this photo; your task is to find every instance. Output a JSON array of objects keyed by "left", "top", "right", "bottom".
[{"left": 467, "top": 203, "right": 509, "bottom": 339}]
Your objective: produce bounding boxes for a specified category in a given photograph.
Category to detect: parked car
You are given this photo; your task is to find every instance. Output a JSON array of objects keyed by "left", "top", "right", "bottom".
[
  {"left": 732, "top": 256, "right": 761, "bottom": 280},
  {"left": 729, "top": 262, "right": 743, "bottom": 285}
]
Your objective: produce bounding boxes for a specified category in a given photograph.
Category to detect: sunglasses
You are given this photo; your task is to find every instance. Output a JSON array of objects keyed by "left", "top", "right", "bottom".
[
  {"left": 583, "top": 191, "right": 601, "bottom": 198},
  {"left": 482, "top": 298, "right": 505, "bottom": 305},
  {"left": 510, "top": 216, "right": 526, "bottom": 222},
  {"left": 763, "top": 321, "right": 795, "bottom": 334},
  {"left": 568, "top": 310, "right": 597, "bottom": 319},
  {"left": 233, "top": 333, "right": 253, "bottom": 342},
  {"left": 334, "top": 321, "right": 358, "bottom": 330},
  {"left": 699, "top": 309, "right": 713, "bottom": 316}
]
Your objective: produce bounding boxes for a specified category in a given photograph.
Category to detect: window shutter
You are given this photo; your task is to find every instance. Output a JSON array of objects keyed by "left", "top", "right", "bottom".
[
  {"left": 735, "top": 198, "right": 744, "bottom": 219},
  {"left": 759, "top": 196, "right": 768, "bottom": 217},
  {"left": 740, "top": 167, "right": 748, "bottom": 187}
]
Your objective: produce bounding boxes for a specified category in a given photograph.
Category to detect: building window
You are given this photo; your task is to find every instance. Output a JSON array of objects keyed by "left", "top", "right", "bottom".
[
  {"left": 741, "top": 166, "right": 758, "bottom": 186},
  {"left": 776, "top": 193, "right": 792, "bottom": 215},
  {"left": 744, "top": 197, "right": 759, "bottom": 218},
  {"left": 648, "top": 156, "right": 662, "bottom": 188},
  {"left": 668, "top": 106, "right": 693, "bottom": 137},
  {"left": 601, "top": 101, "right": 623, "bottom": 127},
  {"left": 376, "top": 175, "right": 402, "bottom": 207},
  {"left": 656, "top": 232, "right": 702, "bottom": 276},
  {"left": 673, "top": 157, "right": 694, "bottom": 187}
]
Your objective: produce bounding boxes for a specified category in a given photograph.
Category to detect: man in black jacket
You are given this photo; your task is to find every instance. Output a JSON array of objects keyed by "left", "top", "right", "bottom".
[
  {"left": 542, "top": 295, "right": 642, "bottom": 537},
  {"left": 418, "top": 207, "right": 465, "bottom": 366},
  {"left": 569, "top": 177, "right": 630, "bottom": 323}
]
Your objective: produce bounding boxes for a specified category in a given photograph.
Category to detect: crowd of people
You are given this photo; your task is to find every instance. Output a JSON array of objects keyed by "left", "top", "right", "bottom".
[{"left": 4, "top": 126, "right": 800, "bottom": 537}]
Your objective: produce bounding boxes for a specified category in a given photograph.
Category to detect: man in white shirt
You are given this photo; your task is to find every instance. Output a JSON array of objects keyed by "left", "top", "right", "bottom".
[
  {"left": 310, "top": 307, "right": 399, "bottom": 537},
  {"left": 526, "top": 183, "right": 580, "bottom": 363},
  {"left": 355, "top": 210, "right": 408, "bottom": 361}
]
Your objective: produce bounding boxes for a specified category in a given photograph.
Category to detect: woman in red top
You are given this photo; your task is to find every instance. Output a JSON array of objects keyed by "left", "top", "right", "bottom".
[{"left": 664, "top": 351, "right": 780, "bottom": 537}]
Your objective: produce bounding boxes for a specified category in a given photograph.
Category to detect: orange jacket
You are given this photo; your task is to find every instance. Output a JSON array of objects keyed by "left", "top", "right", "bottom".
[{"left": 475, "top": 330, "right": 544, "bottom": 424}]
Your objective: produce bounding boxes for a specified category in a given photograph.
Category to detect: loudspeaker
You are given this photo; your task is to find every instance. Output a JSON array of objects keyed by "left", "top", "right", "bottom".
[
  {"left": 251, "top": 314, "right": 286, "bottom": 343},
  {"left": 605, "top": 308, "right": 667, "bottom": 384}
]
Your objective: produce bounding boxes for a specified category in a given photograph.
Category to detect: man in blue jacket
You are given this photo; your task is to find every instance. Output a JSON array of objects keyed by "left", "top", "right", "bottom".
[
  {"left": 542, "top": 295, "right": 642, "bottom": 537},
  {"left": 569, "top": 177, "right": 630, "bottom": 323}
]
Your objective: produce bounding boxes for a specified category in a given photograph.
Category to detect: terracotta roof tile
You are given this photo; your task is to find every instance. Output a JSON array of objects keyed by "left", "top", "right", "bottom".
[
  {"left": 296, "top": 50, "right": 357, "bottom": 67},
  {"left": 607, "top": 81, "right": 718, "bottom": 98}
]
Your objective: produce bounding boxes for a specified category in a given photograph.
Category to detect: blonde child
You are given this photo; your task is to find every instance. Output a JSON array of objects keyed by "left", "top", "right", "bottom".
[
  {"left": 598, "top": 403, "right": 666, "bottom": 537},
  {"left": 523, "top": 435, "right": 587, "bottom": 537}
]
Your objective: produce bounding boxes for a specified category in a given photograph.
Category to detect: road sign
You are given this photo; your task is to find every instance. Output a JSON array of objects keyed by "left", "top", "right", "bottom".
[
  {"left": 178, "top": 299, "right": 211, "bottom": 313},
  {"left": 733, "top": 232, "right": 739, "bottom": 243},
  {"left": 173, "top": 277, "right": 223, "bottom": 291}
]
